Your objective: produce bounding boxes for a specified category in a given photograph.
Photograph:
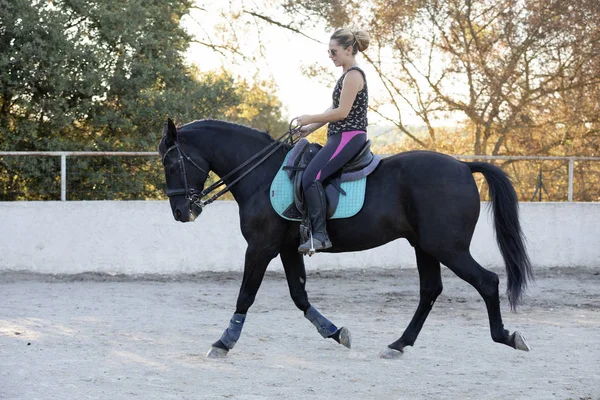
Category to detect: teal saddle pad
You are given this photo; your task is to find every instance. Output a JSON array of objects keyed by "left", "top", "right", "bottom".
[{"left": 270, "top": 151, "right": 367, "bottom": 221}]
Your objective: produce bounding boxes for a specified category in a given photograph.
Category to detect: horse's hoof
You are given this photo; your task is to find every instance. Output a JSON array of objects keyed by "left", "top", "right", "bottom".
[
  {"left": 379, "top": 347, "right": 404, "bottom": 359},
  {"left": 206, "top": 346, "right": 229, "bottom": 358},
  {"left": 513, "top": 331, "right": 531, "bottom": 351},
  {"left": 338, "top": 327, "right": 352, "bottom": 349}
]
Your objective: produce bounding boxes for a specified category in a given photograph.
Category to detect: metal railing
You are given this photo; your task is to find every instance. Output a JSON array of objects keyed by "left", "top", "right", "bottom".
[
  {"left": 0, "top": 151, "right": 157, "bottom": 201},
  {"left": 1, "top": 151, "right": 599, "bottom": 201},
  {"left": 450, "top": 154, "right": 600, "bottom": 202}
]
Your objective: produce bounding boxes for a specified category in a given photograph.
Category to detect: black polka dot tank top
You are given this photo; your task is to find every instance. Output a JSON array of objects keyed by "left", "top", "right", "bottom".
[{"left": 327, "top": 66, "right": 368, "bottom": 137}]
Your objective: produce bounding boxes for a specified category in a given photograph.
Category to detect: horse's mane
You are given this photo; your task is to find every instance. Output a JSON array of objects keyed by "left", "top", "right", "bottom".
[{"left": 178, "top": 119, "right": 275, "bottom": 144}]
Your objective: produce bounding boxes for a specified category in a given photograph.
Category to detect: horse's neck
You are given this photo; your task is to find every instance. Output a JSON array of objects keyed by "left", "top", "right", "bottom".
[
  {"left": 201, "top": 130, "right": 267, "bottom": 175},
  {"left": 194, "top": 127, "right": 281, "bottom": 204}
]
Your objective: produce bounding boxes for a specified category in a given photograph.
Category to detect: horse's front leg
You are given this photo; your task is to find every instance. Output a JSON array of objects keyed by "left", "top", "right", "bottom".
[
  {"left": 206, "top": 243, "right": 278, "bottom": 358},
  {"left": 280, "top": 244, "right": 351, "bottom": 349}
]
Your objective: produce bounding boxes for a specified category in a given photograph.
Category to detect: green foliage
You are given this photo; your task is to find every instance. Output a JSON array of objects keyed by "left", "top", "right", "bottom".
[{"left": 0, "top": 0, "right": 288, "bottom": 200}]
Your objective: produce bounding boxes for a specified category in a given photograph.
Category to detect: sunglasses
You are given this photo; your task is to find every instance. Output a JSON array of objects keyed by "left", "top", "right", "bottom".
[{"left": 328, "top": 49, "right": 338, "bottom": 57}]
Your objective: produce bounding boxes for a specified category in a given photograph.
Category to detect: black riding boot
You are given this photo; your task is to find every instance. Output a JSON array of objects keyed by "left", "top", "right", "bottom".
[{"left": 298, "top": 181, "right": 332, "bottom": 254}]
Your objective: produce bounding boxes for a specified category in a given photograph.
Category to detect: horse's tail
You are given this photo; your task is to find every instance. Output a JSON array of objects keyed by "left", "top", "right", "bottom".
[{"left": 466, "top": 162, "right": 533, "bottom": 310}]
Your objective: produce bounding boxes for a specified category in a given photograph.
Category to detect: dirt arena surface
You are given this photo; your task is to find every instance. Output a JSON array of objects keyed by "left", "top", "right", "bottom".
[{"left": 1, "top": 266, "right": 599, "bottom": 400}]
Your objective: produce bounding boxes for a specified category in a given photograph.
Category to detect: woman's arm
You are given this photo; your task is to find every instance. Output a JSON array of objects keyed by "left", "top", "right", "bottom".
[
  {"left": 299, "top": 105, "right": 333, "bottom": 136},
  {"left": 296, "top": 70, "right": 364, "bottom": 127}
]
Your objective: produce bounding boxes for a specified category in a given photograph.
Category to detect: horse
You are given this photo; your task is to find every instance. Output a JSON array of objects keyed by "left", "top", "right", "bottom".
[{"left": 158, "top": 118, "right": 533, "bottom": 359}]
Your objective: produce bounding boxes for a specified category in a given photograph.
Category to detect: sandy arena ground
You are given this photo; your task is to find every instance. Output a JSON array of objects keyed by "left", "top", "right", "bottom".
[{"left": 1, "top": 267, "right": 599, "bottom": 400}]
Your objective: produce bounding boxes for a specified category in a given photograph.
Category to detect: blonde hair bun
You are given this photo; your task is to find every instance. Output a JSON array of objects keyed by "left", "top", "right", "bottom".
[
  {"left": 353, "top": 30, "right": 370, "bottom": 52},
  {"left": 331, "top": 28, "right": 370, "bottom": 54}
]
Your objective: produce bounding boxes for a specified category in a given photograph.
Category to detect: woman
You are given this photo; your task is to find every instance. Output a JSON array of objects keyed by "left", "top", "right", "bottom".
[{"left": 295, "top": 28, "right": 370, "bottom": 254}]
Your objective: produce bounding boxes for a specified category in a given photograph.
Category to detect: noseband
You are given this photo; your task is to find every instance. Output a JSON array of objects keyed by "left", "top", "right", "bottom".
[{"left": 162, "top": 144, "right": 209, "bottom": 210}]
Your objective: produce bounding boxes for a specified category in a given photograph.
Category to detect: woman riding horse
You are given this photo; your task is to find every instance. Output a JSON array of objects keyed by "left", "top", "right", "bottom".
[
  {"left": 159, "top": 24, "right": 533, "bottom": 358},
  {"left": 295, "top": 28, "right": 370, "bottom": 254}
]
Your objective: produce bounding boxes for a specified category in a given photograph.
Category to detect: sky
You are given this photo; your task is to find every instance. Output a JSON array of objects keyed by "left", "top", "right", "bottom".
[
  {"left": 182, "top": 5, "right": 338, "bottom": 119},
  {"left": 180, "top": 2, "right": 405, "bottom": 130}
]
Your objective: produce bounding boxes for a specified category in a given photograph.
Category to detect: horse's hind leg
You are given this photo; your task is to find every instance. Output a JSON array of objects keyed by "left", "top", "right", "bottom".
[
  {"left": 280, "top": 244, "right": 351, "bottom": 349},
  {"left": 439, "top": 251, "right": 530, "bottom": 351},
  {"left": 381, "top": 246, "right": 442, "bottom": 359}
]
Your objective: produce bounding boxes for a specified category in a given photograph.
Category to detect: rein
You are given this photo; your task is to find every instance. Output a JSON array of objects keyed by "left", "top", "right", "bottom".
[{"left": 165, "top": 120, "right": 300, "bottom": 211}]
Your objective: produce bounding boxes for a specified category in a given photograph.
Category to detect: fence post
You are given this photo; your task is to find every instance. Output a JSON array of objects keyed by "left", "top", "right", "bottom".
[
  {"left": 61, "top": 154, "right": 67, "bottom": 201},
  {"left": 568, "top": 158, "right": 574, "bottom": 202}
]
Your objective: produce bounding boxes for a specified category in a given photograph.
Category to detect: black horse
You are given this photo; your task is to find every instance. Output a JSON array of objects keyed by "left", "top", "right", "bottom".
[{"left": 158, "top": 118, "right": 533, "bottom": 358}]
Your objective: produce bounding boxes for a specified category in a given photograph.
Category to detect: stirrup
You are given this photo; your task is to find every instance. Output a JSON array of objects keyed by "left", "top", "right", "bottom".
[{"left": 298, "top": 231, "right": 331, "bottom": 256}]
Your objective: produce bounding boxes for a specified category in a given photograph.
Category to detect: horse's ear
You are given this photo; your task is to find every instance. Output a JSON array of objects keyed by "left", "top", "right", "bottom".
[{"left": 163, "top": 118, "right": 178, "bottom": 145}]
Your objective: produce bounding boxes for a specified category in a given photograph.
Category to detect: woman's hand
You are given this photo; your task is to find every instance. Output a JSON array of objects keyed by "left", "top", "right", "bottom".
[
  {"left": 298, "top": 125, "right": 312, "bottom": 138},
  {"left": 296, "top": 115, "right": 313, "bottom": 126}
]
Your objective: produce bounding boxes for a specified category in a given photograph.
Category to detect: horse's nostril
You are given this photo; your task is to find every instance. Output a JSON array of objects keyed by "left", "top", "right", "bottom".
[{"left": 175, "top": 209, "right": 182, "bottom": 219}]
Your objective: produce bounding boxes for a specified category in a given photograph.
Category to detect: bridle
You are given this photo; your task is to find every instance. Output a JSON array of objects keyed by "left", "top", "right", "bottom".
[
  {"left": 162, "top": 119, "right": 300, "bottom": 213},
  {"left": 162, "top": 143, "right": 209, "bottom": 211}
]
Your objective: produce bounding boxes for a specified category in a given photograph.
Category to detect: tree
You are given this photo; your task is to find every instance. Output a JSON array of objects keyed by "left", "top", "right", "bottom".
[
  {"left": 0, "top": 0, "right": 288, "bottom": 200},
  {"left": 276, "top": 0, "right": 600, "bottom": 200},
  {"left": 283, "top": 0, "right": 600, "bottom": 155}
]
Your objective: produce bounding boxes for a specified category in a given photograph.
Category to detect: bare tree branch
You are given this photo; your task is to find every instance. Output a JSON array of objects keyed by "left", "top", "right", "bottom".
[{"left": 242, "top": 10, "right": 324, "bottom": 44}]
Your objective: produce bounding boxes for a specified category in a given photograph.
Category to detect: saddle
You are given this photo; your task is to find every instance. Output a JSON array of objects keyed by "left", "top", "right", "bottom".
[{"left": 280, "top": 138, "right": 380, "bottom": 220}]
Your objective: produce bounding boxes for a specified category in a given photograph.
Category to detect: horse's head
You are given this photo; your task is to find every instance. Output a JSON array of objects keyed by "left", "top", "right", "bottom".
[{"left": 158, "top": 118, "right": 210, "bottom": 222}]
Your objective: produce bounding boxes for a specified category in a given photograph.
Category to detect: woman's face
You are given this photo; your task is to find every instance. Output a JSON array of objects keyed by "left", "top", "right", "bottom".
[{"left": 328, "top": 39, "right": 352, "bottom": 67}]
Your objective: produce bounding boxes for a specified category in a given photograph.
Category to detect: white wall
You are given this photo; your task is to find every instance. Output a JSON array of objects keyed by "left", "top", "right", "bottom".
[{"left": 0, "top": 201, "right": 598, "bottom": 274}]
